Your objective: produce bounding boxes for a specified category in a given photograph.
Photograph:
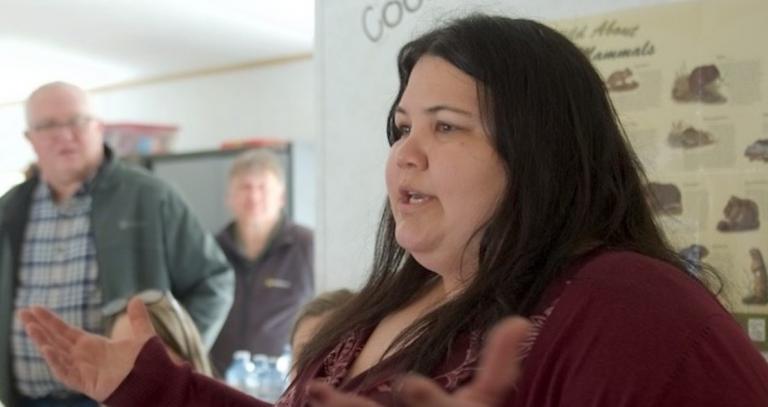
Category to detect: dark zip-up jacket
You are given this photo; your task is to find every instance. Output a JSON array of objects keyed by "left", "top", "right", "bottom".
[{"left": 210, "top": 220, "right": 313, "bottom": 374}]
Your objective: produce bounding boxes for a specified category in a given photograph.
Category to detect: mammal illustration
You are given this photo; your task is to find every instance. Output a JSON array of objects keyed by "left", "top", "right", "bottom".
[
  {"left": 743, "top": 248, "right": 768, "bottom": 305},
  {"left": 745, "top": 139, "right": 768, "bottom": 162},
  {"left": 717, "top": 196, "right": 760, "bottom": 232},
  {"left": 668, "top": 121, "right": 714, "bottom": 149},
  {"left": 646, "top": 182, "right": 682, "bottom": 215},
  {"left": 672, "top": 64, "right": 726, "bottom": 103},
  {"left": 605, "top": 68, "right": 639, "bottom": 92},
  {"left": 679, "top": 244, "right": 709, "bottom": 275}
]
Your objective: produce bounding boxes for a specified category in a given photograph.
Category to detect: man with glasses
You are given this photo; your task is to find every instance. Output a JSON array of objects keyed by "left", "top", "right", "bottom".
[{"left": 0, "top": 82, "right": 234, "bottom": 406}]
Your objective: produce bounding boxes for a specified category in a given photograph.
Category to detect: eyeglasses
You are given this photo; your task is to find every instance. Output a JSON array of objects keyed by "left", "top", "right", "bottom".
[
  {"left": 101, "top": 289, "right": 167, "bottom": 317},
  {"left": 27, "top": 115, "right": 93, "bottom": 136}
]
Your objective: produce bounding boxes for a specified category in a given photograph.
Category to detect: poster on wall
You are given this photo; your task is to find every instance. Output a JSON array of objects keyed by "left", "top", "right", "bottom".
[{"left": 550, "top": 0, "right": 768, "bottom": 358}]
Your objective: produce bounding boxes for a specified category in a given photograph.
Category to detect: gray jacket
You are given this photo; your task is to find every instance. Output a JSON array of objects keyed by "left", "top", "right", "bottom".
[{"left": 0, "top": 152, "right": 234, "bottom": 404}]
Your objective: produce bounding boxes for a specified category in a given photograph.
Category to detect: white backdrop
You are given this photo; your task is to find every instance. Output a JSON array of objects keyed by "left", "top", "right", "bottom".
[{"left": 314, "top": 0, "right": 690, "bottom": 291}]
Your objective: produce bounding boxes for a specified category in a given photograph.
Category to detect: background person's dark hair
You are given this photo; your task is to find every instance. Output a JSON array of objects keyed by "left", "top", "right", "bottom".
[{"left": 295, "top": 14, "right": 721, "bottom": 381}]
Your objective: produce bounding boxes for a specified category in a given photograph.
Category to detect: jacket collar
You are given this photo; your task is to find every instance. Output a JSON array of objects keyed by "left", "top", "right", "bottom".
[
  {"left": 0, "top": 144, "right": 118, "bottom": 240},
  {"left": 218, "top": 216, "right": 293, "bottom": 263},
  {"left": 89, "top": 145, "right": 120, "bottom": 192}
]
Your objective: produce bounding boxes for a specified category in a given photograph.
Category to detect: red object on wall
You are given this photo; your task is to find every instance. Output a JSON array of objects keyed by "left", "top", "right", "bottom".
[
  {"left": 103, "top": 122, "right": 178, "bottom": 157},
  {"left": 220, "top": 138, "right": 288, "bottom": 150}
]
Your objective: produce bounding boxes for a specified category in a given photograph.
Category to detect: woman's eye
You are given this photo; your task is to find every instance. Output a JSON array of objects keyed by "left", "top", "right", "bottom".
[
  {"left": 436, "top": 122, "right": 455, "bottom": 133},
  {"left": 397, "top": 125, "right": 411, "bottom": 136}
]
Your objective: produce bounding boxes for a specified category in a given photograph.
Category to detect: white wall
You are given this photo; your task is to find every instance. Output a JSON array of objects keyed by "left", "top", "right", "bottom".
[
  {"left": 92, "top": 58, "right": 317, "bottom": 227},
  {"left": 92, "top": 59, "right": 315, "bottom": 150},
  {"left": 315, "top": 0, "right": 690, "bottom": 292},
  {"left": 0, "top": 58, "right": 317, "bottom": 227},
  {"left": 0, "top": 104, "right": 33, "bottom": 187}
]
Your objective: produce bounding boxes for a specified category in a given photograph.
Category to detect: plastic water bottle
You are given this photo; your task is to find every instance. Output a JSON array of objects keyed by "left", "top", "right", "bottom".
[
  {"left": 275, "top": 345, "right": 292, "bottom": 380},
  {"left": 225, "top": 350, "right": 255, "bottom": 393},
  {"left": 257, "top": 356, "right": 285, "bottom": 403},
  {"left": 249, "top": 354, "right": 269, "bottom": 397},
  {"left": 243, "top": 363, "right": 261, "bottom": 397},
  {"left": 252, "top": 353, "right": 269, "bottom": 371}
]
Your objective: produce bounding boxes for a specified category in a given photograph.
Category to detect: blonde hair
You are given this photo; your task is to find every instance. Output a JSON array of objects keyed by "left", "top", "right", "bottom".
[
  {"left": 229, "top": 149, "right": 285, "bottom": 184},
  {"left": 107, "top": 293, "right": 213, "bottom": 376}
]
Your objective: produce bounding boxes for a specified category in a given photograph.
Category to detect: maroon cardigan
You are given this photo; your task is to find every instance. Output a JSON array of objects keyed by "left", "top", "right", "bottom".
[{"left": 106, "top": 250, "right": 768, "bottom": 406}]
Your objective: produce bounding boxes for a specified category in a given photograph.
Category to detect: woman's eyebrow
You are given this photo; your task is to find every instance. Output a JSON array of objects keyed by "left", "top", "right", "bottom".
[{"left": 396, "top": 105, "right": 473, "bottom": 116}]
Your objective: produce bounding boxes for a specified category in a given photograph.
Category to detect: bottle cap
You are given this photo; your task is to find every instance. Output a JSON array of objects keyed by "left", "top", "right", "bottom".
[{"left": 233, "top": 350, "right": 252, "bottom": 360}]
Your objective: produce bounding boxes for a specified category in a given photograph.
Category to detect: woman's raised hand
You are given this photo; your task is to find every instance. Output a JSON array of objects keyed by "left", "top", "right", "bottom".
[{"left": 19, "top": 297, "right": 157, "bottom": 402}]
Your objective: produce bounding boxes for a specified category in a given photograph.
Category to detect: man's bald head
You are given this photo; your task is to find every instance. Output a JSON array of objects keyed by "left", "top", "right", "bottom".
[{"left": 25, "top": 81, "right": 93, "bottom": 127}]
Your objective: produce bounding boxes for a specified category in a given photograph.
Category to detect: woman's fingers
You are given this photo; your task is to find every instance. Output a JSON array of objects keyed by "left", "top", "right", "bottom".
[
  {"left": 456, "top": 317, "right": 532, "bottom": 404},
  {"left": 308, "top": 382, "right": 383, "bottom": 407},
  {"left": 398, "top": 374, "right": 469, "bottom": 407},
  {"left": 22, "top": 315, "right": 75, "bottom": 359},
  {"left": 127, "top": 297, "right": 157, "bottom": 340},
  {"left": 26, "top": 323, "right": 77, "bottom": 376},
  {"left": 23, "top": 306, "right": 82, "bottom": 346},
  {"left": 19, "top": 311, "right": 50, "bottom": 346}
]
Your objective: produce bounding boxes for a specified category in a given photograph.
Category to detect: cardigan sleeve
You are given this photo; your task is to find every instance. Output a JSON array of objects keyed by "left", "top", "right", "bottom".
[
  {"left": 510, "top": 251, "right": 768, "bottom": 407},
  {"left": 105, "top": 337, "right": 271, "bottom": 407},
  {"left": 653, "top": 314, "right": 768, "bottom": 407}
]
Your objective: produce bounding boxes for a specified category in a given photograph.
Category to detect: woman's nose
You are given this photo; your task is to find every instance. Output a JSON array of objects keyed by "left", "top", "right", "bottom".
[{"left": 395, "top": 130, "right": 428, "bottom": 170}]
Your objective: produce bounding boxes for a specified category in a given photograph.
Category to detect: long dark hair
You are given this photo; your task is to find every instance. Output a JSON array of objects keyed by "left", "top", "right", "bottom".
[{"left": 296, "top": 14, "right": 718, "bottom": 379}]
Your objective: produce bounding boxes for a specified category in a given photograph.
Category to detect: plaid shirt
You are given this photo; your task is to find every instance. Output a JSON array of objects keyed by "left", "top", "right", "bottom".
[{"left": 11, "top": 181, "right": 103, "bottom": 398}]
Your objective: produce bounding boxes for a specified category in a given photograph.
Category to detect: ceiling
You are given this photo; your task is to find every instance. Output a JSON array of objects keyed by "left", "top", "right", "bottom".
[{"left": 0, "top": 0, "right": 315, "bottom": 104}]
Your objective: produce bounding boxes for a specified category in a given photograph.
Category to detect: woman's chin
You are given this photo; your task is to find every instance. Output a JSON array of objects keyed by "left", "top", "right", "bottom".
[{"left": 395, "top": 230, "right": 433, "bottom": 255}]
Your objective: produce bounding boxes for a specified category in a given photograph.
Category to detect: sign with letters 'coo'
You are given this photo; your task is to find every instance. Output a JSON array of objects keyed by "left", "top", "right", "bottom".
[{"left": 361, "top": 0, "right": 424, "bottom": 42}]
